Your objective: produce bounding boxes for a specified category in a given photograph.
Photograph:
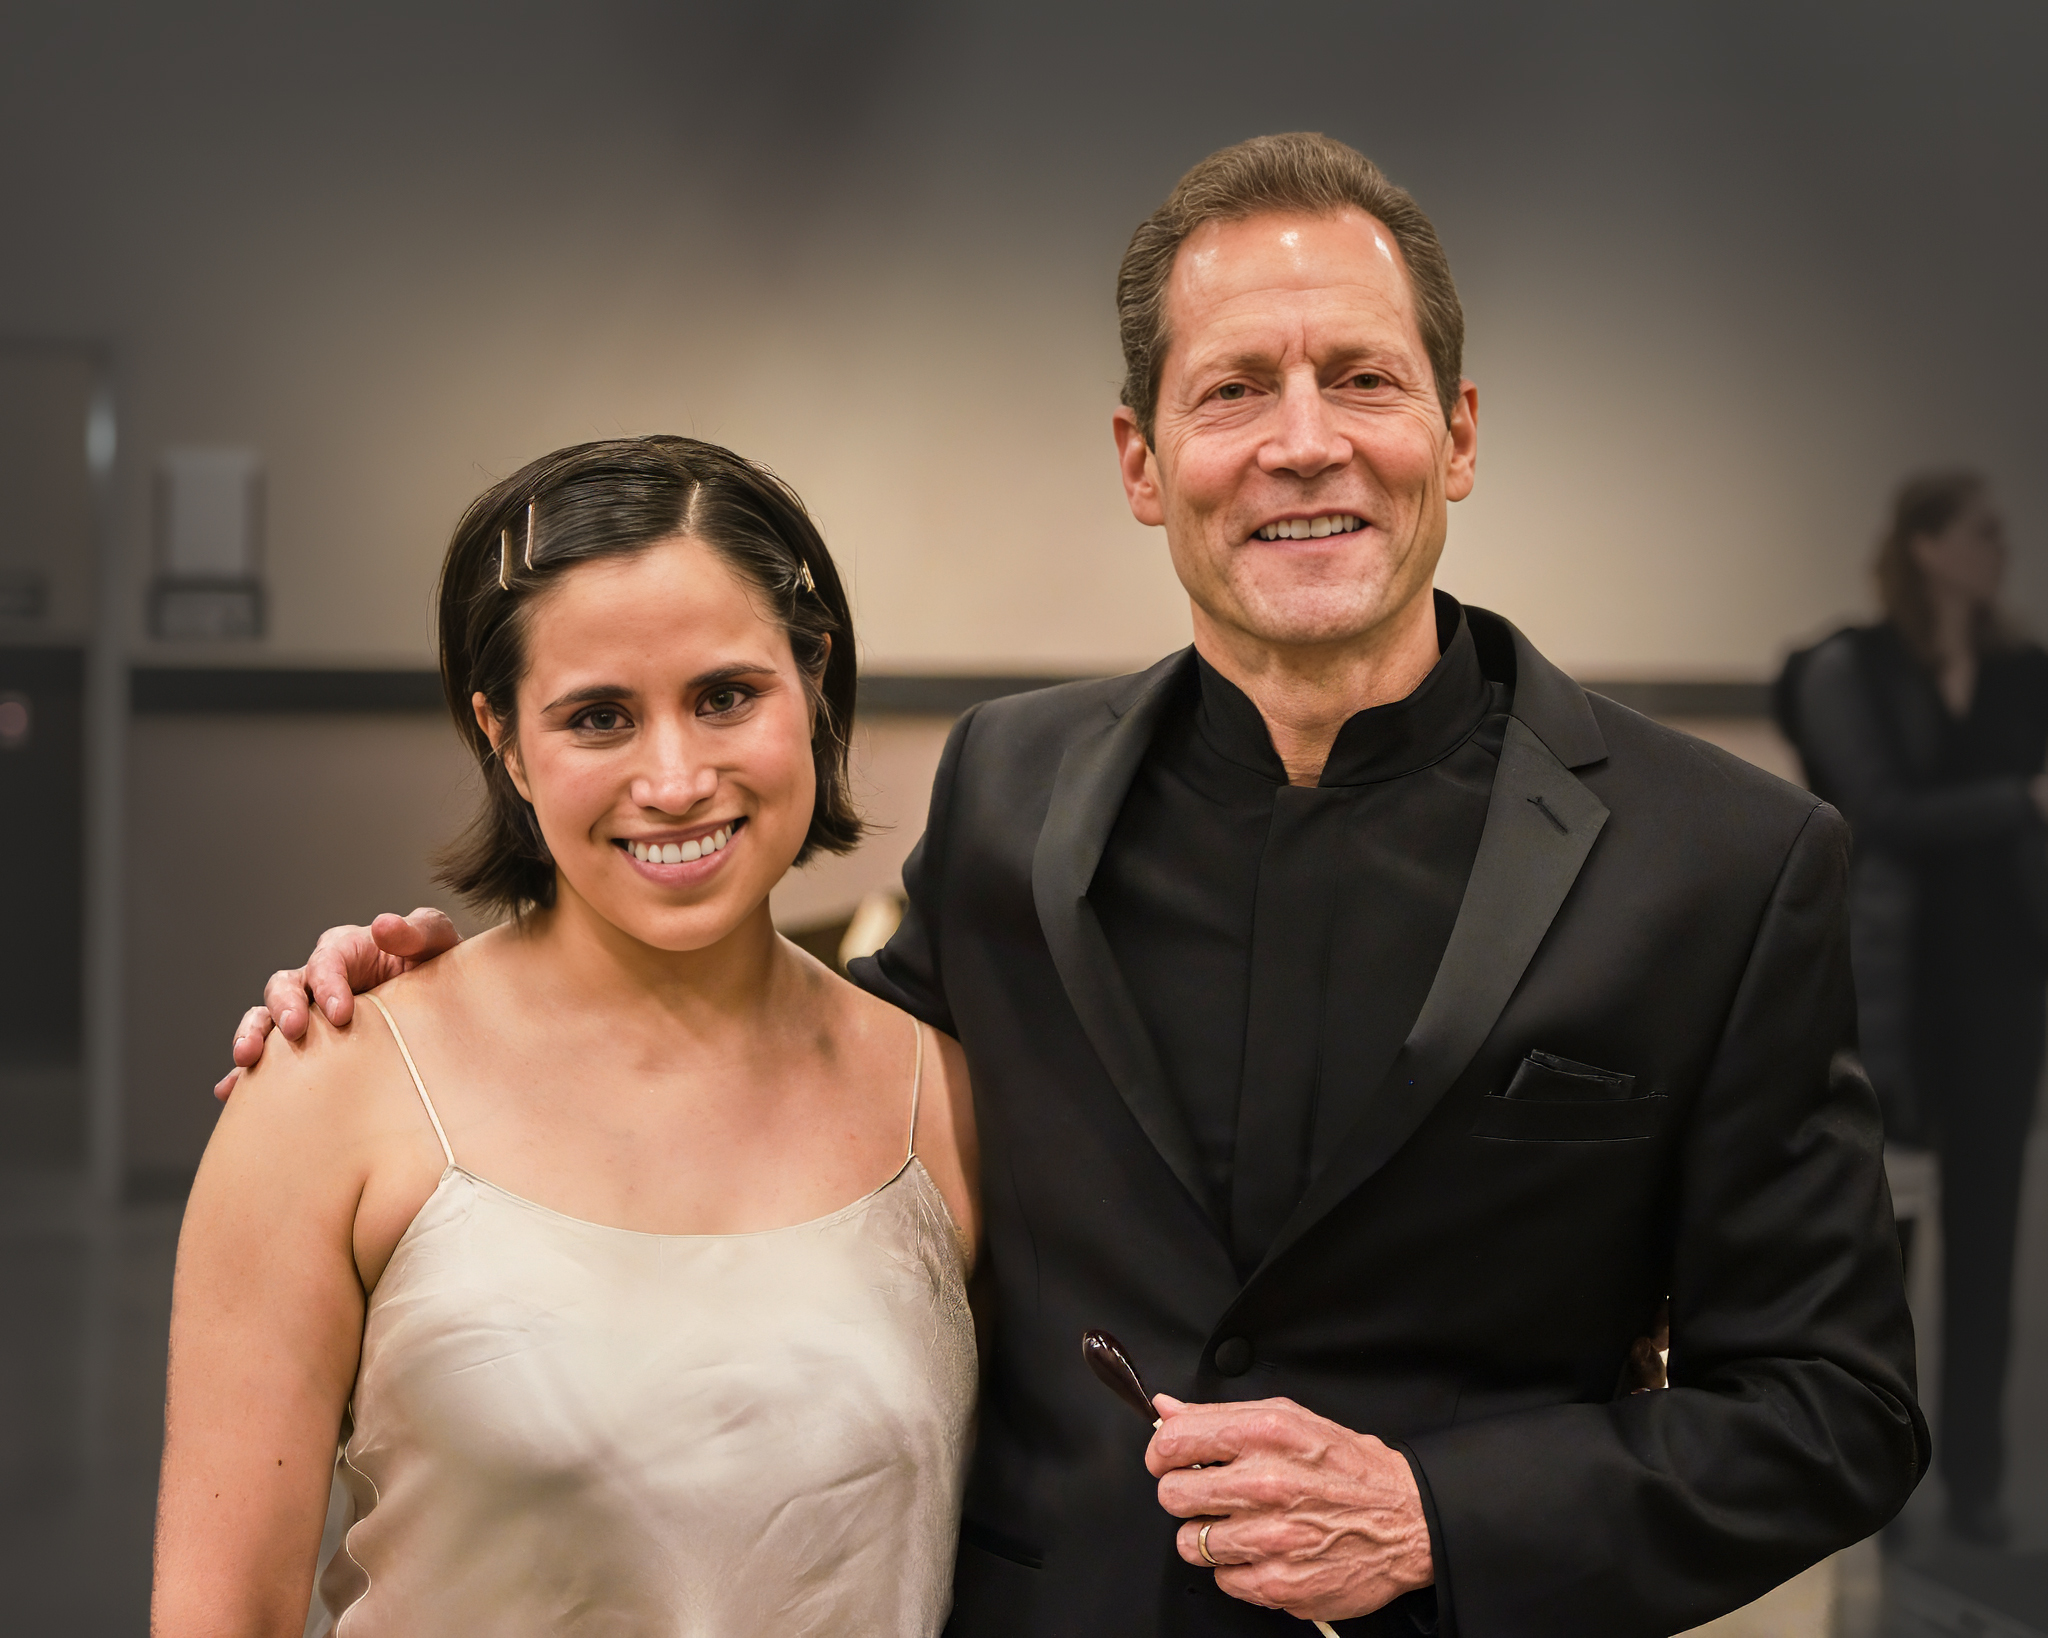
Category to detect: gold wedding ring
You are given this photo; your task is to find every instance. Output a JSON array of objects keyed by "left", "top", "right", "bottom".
[{"left": 1197, "top": 1522, "right": 1218, "bottom": 1567}]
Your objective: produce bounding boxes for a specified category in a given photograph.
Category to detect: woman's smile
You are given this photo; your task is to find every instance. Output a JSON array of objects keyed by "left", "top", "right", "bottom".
[{"left": 613, "top": 818, "right": 745, "bottom": 881}]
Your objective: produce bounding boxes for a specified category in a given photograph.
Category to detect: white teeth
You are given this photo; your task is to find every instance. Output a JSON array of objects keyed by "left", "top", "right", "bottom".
[
  {"left": 630, "top": 826, "right": 735, "bottom": 865},
  {"left": 1258, "top": 513, "right": 1362, "bottom": 541}
]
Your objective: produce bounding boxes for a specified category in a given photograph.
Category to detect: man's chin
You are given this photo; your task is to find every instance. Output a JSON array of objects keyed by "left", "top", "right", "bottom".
[{"left": 1215, "top": 587, "right": 1419, "bottom": 654}]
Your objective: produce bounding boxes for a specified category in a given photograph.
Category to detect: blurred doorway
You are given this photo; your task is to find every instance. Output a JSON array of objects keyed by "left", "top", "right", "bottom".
[{"left": 0, "top": 349, "right": 98, "bottom": 1167}]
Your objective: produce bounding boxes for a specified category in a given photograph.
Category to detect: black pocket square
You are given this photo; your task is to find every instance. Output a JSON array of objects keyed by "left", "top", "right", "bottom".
[
  {"left": 1472, "top": 1052, "right": 1665, "bottom": 1141},
  {"left": 1501, "top": 1050, "right": 1636, "bottom": 1101}
]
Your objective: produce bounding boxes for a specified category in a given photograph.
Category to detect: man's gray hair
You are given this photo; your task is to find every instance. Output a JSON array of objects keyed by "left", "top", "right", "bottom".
[{"left": 1116, "top": 132, "right": 1465, "bottom": 439}]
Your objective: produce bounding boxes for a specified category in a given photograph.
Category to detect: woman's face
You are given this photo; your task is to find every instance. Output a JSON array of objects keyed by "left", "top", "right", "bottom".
[
  {"left": 484, "top": 534, "right": 820, "bottom": 953},
  {"left": 1912, "top": 494, "right": 2007, "bottom": 609}
]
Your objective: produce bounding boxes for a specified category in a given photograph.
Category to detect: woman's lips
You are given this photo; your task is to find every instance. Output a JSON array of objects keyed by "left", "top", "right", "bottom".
[{"left": 615, "top": 819, "right": 743, "bottom": 881}]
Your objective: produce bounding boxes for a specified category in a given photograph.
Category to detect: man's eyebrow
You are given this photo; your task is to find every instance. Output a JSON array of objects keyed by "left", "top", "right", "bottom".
[{"left": 1195, "top": 339, "right": 1409, "bottom": 375}]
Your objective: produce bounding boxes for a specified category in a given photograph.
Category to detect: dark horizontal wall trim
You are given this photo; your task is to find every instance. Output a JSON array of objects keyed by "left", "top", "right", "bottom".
[
  {"left": 132, "top": 667, "right": 447, "bottom": 714},
  {"left": 127, "top": 667, "right": 1779, "bottom": 721}
]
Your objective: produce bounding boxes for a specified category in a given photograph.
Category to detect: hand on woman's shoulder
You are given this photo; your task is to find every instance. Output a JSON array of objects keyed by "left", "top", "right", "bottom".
[{"left": 202, "top": 970, "right": 453, "bottom": 1290}]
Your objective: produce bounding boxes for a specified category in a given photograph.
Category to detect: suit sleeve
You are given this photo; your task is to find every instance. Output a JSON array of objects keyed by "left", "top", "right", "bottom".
[
  {"left": 846, "top": 703, "right": 982, "bottom": 1038},
  {"left": 1403, "top": 803, "right": 1929, "bottom": 1638},
  {"left": 1799, "top": 635, "right": 2035, "bottom": 849}
]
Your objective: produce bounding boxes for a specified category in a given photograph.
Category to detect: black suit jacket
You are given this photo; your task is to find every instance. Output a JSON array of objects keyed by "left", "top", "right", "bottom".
[{"left": 853, "top": 607, "right": 1926, "bottom": 1638}]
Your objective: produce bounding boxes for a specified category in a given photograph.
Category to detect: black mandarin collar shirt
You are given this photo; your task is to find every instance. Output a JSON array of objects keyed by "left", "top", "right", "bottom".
[{"left": 1092, "top": 593, "right": 1507, "bottom": 1272}]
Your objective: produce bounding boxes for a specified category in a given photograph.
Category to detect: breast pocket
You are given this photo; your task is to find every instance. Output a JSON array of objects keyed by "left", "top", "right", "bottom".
[{"left": 1472, "top": 1051, "right": 1669, "bottom": 1142}]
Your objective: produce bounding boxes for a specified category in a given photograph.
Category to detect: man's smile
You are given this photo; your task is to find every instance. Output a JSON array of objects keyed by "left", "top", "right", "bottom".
[{"left": 1251, "top": 512, "right": 1367, "bottom": 541}]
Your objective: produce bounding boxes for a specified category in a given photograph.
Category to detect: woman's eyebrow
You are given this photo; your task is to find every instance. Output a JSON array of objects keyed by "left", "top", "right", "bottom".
[
  {"left": 539, "top": 683, "right": 639, "bottom": 713},
  {"left": 538, "top": 662, "right": 777, "bottom": 714},
  {"left": 688, "top": 661, "right": 777, "bottom": 688}
]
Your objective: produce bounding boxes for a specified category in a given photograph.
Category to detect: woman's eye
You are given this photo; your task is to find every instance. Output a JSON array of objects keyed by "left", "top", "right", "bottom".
[
  {"left": 574, "top": 707, "right": 628, "bottom": 733},
  {"left": 700, "top": 686, "right": 751, "bottom": 717}
]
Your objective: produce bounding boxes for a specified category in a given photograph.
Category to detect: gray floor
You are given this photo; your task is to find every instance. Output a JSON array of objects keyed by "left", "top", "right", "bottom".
[
  {"left": 0, "top": 1170, "right": 180, "bottom": 1633},
  {"left": 1, "top": 1135, "right": 2042, "bottom": 1636}
]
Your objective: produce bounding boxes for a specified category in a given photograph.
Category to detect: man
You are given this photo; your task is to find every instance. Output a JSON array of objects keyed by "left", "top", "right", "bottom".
[{"left": 230, "top": 133, "right": 1925, "bottom": 1634}]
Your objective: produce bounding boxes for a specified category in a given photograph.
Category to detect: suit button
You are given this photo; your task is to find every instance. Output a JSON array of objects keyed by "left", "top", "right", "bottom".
[{"left": 1213, "top": 1336, "right": 1253, "bottom": 1376}]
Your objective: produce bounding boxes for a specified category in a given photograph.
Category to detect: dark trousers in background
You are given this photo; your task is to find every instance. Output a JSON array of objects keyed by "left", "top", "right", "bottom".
[{"left": 1916, "top": 956, "right": 2044, "bottom": 1512}]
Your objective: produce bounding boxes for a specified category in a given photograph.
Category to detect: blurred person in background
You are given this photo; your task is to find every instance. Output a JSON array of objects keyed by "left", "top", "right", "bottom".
[
  {"left": 153, "top": 438, "right": 979, "bottom": 1635},
  {"left": 1786, "top": 471, "right": 2048, "bottom": 1547}
]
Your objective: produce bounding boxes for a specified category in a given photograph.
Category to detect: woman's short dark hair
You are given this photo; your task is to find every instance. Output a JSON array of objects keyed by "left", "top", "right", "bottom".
[{"left": 435, "top": 436, "right": 862, "bottom": 916}]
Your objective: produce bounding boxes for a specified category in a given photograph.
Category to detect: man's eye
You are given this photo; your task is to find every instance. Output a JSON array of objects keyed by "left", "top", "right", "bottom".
[
  {"left": 1214, "top": 382, "right": 1250, "bottom": 401},
  {"left": 1348, "top": 372, "right": 1384, "bottom": 390}
]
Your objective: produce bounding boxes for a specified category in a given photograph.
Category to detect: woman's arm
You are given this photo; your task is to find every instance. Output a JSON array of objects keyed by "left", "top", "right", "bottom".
[
  {"left": 1798, "top": 635, "right": 2039, "bottom": 851},
  {"left": 153, "top": 1009, "right": 435, "bottom": 1636}
]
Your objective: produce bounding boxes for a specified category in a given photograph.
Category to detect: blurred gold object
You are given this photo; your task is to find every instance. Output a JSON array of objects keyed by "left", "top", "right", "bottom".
[{"left": 837, "top": 889, "right": 905, "bottom": 969}]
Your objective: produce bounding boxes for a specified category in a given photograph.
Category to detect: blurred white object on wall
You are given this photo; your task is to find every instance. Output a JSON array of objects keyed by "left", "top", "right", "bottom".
[{"left": 152, "top": 446, "right": 264, "bottom": 640}]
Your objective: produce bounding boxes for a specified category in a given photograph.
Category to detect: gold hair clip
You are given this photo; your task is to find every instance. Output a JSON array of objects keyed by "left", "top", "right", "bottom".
[
  {"left": 798, "top": 560, "right": 817, "bottom": 595},
  {"left": 523, "top": 500, "right": 537, "bottom": 571},
  {"left": 498, "top": 529, "right": 512, "bottom": 591}
]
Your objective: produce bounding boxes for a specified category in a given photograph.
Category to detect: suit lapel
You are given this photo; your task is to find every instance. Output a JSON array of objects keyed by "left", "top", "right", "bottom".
[
  {"left": 1251, "top": 713, "right": 1610, "bottom": 1278},
  {"left": 1031, "top": 651, "right": 1212, "bottom": 1213}
]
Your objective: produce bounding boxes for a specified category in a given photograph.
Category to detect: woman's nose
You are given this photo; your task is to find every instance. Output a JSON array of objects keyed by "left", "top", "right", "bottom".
[{"left": 630, "top": 734, "right": 718, "bottom": 814}]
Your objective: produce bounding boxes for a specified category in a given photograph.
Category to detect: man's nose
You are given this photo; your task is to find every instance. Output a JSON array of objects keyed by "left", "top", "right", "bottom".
[
  {"left": 630, "top": 724, "right": 718, "bottom": 814},
  {"left": 1257, "top": 369, "right": 1352, "bottom": 480}
]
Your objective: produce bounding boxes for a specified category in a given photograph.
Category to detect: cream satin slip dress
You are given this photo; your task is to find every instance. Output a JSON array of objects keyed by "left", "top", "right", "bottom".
[{"left": 315, "top": 994, "right": 978, "bottom": 1637}]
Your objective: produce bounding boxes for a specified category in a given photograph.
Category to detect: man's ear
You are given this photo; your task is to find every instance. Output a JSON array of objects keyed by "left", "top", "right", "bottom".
[
  {"left": 473, "top": 692, "right": 533, "bottom": 803},
  {"left": 1112, "top": 406, "right": 1166, "bottom": 528},
  {"left": 1443, "top": 378, "right": 1480, "bottom": 504}
]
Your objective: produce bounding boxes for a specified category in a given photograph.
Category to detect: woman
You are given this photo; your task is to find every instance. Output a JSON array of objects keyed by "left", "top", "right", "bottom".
[
  {"left": 152, "top": 437, "right": 980, "bottom": 1633},
  {"left": 1792, "top": 471, "right": 2048, "bottom": 1547}
]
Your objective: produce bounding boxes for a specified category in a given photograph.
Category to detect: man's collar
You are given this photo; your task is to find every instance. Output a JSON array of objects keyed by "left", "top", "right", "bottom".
[
  {"left": 1094, "top": 596, "right": 1607, "bottom": 775},
  {"left": 1464, "top": 603, "right": 1608, "bottom": 770},
  {"left": 1191, "top": 592, "right": 1494, "bottom": 787}
]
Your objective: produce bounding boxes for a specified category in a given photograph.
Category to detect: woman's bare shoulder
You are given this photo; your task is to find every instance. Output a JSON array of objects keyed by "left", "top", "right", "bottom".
[
  {"left": 219, "top": 926, "right": 519, "bottom": 1160},
  {"left": 221, "top": 989, "right": 426, "bottom": 1163},
  {"left": 794, "top": 951, "right": 982, "bottom": 1253}
]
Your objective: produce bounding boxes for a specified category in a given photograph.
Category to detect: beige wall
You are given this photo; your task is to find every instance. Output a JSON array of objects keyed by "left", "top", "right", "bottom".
[{"left": 7, "top": 7, "right": 2040, "bottom": 687}]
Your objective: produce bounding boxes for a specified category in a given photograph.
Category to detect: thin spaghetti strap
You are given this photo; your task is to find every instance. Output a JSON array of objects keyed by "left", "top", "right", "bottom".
[
  {"left": 905, "top": 1017, "right": 925, "bottom": 1164},
  {"left": 364, "top": 993, "right": 456, "bottom": 1168}
]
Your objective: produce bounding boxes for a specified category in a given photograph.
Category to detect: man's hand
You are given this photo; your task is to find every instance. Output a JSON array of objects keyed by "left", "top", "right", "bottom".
[
  {"left": 1147, "top": 1394, "right": 1433, "bottom": 1624},
  {"left": 212, "top": 909, "right": 462, "bottom": 1100}
]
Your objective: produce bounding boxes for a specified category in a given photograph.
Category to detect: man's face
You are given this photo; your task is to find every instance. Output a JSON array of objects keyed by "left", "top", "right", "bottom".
[{"left": 1113, "top": 209, "right": 1478, "bottom": 655}]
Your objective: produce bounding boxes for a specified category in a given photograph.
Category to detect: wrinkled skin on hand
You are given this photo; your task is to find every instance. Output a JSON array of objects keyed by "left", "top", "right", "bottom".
[
  {"left": 1146, "top": 1393, "right": 1434, "bottom": 1624},
  {"left": 214, "top": 909, "right": 462, "bottom": 1099}
]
